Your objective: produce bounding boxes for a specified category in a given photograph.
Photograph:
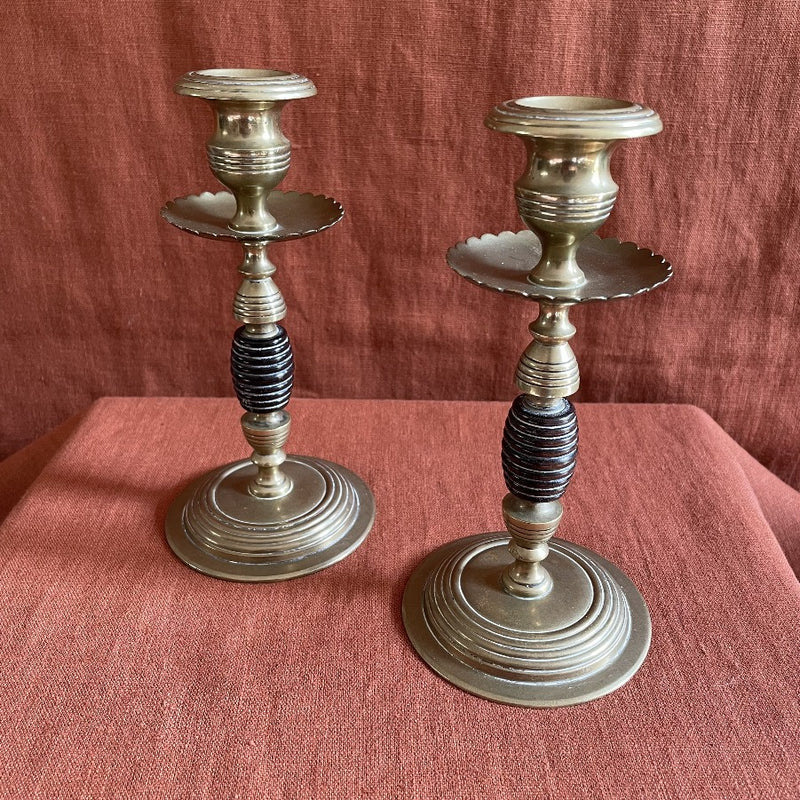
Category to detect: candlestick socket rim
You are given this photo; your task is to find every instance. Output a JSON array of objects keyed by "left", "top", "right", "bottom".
[
  {"left": 174, "top": 68, "right": 317, "bottom": 101},
  {"left": 486, "top": 96, "right": 662, "bottom": 140}
]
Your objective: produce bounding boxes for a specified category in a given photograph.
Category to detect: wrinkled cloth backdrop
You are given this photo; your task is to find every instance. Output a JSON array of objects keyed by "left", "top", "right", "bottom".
[{"left": 1, "top": 0, "right": 799, "bottom": 489}]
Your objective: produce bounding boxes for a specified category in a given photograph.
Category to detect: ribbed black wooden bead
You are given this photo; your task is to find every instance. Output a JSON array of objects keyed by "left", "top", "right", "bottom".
[
  {"left": 501, "top": 396, "right": 578, "bottom": 503},
  {"left": 231, "top": 325, "right": 294, "bottom": 413}
]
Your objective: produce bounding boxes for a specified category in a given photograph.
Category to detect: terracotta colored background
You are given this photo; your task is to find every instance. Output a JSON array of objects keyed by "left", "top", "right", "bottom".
[{"left": 1, "top": 0, "right": 799, "bottom": 487}]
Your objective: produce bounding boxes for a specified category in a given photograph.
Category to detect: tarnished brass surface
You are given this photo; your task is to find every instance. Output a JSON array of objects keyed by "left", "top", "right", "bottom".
[
  {"left": 485, "top": 96, "right": 661, "bottom": 140},
  {"left": 402, "top": 535, "right": 650, "bottom": 707},
  {"left": 403, "top": 95, "right": 669, "bottom": 706},
  {"left": 166, "top": 456, "right": 374, "bottom": 582},
  {"left": 174, "top": 69, "right": 316, "bottom": 234},
  {"left": 161, "top": 191, "right": 343, "bottom": 242},
  {"left": 485, "top": 97, "right": 662, "bottom": 290},
  {"left": 162, "top": 68, "right": 374, "bottom": 581},
  {"left": 447, "top": 232, "right": 672, "bottom": 304},
  {"left": 514, "top": 304, "right": 579, "bottom": 398},
  {"left": 175, "top": 69, "right": 317, "bottom": 102}
]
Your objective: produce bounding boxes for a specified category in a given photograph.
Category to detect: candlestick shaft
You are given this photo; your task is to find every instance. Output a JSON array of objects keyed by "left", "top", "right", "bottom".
[
  {"left": 231, "top": 243, "right": 293, "bottom": 498},
  {"left": 499, "top": 299, "right": 579, "bottom": 598},
  {"left": 515, "top": 303, "right": 579, "bottom": 398}
]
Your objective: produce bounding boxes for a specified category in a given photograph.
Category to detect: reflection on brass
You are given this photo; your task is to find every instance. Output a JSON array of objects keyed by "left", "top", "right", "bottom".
[
  {"left": 162, "top": 69, "right": 374, "bottom": 582},
  {"left": 403, "top": 96, "right": 671, "bottom": 706}
]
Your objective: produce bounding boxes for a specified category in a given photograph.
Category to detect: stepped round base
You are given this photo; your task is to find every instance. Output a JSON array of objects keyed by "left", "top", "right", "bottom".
[
  {"left": 166, "top": 456, "right": 374, "bottom": 581},
  {"left": 402, "top": 533, "right": 650, "bottom": 707}
]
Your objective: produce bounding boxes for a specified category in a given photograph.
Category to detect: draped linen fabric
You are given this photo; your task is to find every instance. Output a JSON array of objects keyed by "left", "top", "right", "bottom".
[{"left": 0, "top": 398, "right": 797, "bottom": 798}]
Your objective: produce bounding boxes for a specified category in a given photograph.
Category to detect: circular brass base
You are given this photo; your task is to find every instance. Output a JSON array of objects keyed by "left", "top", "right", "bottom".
[
  {"left": 402, "top": 533, "right": 650, "bottom": 707},
  {"left": 166, "top": 456, "right": 374, "bottom": 581}
]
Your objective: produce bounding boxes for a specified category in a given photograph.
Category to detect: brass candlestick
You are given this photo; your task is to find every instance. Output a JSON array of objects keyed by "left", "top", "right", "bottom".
[
  {"left": 402, "top": 96, "right": 672, "bottom": 706},
  {"left": 162, "top": 69, "right": 374, "bottom": 581}
]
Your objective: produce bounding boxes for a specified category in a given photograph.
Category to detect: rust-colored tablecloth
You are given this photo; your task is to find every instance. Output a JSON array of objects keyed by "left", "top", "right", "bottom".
[{"left": 0, "top": 399, "right": 798, "bottom": 799}]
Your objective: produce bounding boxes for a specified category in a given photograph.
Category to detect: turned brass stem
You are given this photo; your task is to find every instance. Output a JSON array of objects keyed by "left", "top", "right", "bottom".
[
  {"left": 502, "top": 301, "right": 579, "bottom": 599},
  {"left": 502, "top": 496, "right": 562, "bottom": 598},
  {"left": 241, "top": 411, "right": 292, "bottom": 498},
  {"left": 515, "top": 301, "right": 579, "bottom": 398}
]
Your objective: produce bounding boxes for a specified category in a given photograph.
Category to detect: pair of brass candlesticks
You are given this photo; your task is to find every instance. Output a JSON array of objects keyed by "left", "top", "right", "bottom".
[{"left": 163, "top": 69, "right": 672, "bottom": 708}]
